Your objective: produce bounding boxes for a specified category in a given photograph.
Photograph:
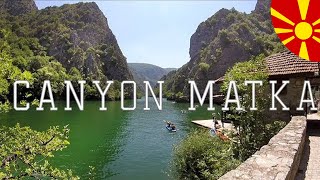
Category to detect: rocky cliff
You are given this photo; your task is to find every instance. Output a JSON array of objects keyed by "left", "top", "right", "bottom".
[
  {"left": 1, "top": 0, "right": 132, "bottom": 83},
  {"left": 33, "top": 3, "right": 132, "bottom": 81},
  {"left": 0, "top": 0, "right": 133, "bottom": 99},
  {"left": 0, "top": 0, "right": 38, "bottom": 16},
  {"left": 163, "top": 0, "right": 284, "bottom": 99}
]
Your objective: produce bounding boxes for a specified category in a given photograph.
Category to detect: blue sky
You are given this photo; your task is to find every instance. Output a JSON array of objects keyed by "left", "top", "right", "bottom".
[{"left": 35, "top": 1, "right": 257, "bottom": 68}]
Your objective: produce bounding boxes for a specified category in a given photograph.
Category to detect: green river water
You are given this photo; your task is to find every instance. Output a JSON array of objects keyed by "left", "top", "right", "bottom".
[{"left": 0, "top": 98, "right": 220, "bottom": 179}]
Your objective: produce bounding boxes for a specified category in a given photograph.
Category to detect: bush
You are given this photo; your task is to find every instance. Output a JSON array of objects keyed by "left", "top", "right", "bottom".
[
  {"left": 175, "top": 92, "right": 184, "bottom": 98},
  {"left": 221, "top": 55, "right": 287, "bottom": 160},
  {"left": 172, "top": 130, "right": 241, "bottom": 180},
  {"left": 199, "top": 62, "right": 210, "bottom": 72},
  {"left": 218, "top": 30, "right": 231, "bottom": 46}
]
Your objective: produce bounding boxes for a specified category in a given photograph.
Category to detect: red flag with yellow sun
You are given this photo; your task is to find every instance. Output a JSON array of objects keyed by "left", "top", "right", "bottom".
[{"left": 271, "top": 0, "right": 320, "bottom": 61}]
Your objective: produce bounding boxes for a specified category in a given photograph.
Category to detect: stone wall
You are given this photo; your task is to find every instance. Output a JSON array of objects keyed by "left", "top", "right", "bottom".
[
  {"left": 283, "top": 77, "right": 306, "bottom": 116},
  {"left": 268, "top": 76, "right": 320, "bottom": 121},
  {"left": 268, "top": 77, "right": 305, "bottom": 121},
  {"left": 219, "top": 116, "right": 307, "bottom": 180}
]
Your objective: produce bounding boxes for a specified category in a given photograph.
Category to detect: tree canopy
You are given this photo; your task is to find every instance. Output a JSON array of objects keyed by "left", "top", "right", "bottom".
[{"left": 221, "top": 55, "right": 286, "bottom": 160}]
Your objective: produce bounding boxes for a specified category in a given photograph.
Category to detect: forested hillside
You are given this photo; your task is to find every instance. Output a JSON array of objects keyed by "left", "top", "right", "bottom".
[
  {"left": 162, "top": 0, "right": 285, "bottom": 100},
  {"left": 0, "top": 0, "right": 133, "bottom": 101}
]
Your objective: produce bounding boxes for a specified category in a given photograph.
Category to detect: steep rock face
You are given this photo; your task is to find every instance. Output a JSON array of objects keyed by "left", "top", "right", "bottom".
[
  {"left": 254, "top": 0, "right": 271, "bottom": 20},
  {"left": 164, "top": 0, "right": 283, "bottom": 98},
  {"left": 2, "top": 1, "right": 132, "bottom": 83},
  {"left": 0, "top": 0, "right": 38, "bottom": 16},
  {"left": 189, "top": 8, "right": 231, "bottom": 59},
  {"left": 28, "top": 2, "right": 132, "bottom": 81}
]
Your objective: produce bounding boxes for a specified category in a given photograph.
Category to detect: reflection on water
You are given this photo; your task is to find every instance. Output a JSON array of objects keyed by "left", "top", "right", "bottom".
[{"left": 0, "top": 98, "right": 219, "bottom": 179}]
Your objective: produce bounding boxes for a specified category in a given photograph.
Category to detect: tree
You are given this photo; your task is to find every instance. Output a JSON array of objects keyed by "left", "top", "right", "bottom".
[
  {"left": 32, "top": 61, "right": 69, "bottom": 97},
  {"left": 0, "top": 54, "right": 33, "bottom": 100},
  {"left": 172, "top": 130, "right": 240, "bottom": 180},
  {"left": 0, "top": 124, "right": 78, "bottom": 179},
  {"left": 0, "top": 55, "right": 78, "bottom": 179},
  {"left": 221, "top": 54, "right": 286, "bottom": 160},
  {"left": 198, "top": 62, "right": 210, "bottom": 72}
]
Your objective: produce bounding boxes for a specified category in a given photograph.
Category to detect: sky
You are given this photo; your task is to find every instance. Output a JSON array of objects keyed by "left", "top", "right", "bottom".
[{"left": 35, "top": 1, "right": 257, "bottom": 68}]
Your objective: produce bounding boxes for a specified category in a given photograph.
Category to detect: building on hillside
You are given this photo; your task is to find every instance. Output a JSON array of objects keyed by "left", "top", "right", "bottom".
[{"left": 266, "top": 51, "right": 320, "bottom": 120}]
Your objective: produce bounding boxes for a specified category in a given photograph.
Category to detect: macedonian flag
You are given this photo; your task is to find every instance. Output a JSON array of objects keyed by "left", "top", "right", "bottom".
[{"left": 271, "top": 0, "right": 320, "bottom": 61}]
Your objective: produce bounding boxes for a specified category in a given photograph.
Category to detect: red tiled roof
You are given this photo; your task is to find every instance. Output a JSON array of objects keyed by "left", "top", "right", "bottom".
[{"left": 266, "top": 51, "right": 319, "bottom": 76}]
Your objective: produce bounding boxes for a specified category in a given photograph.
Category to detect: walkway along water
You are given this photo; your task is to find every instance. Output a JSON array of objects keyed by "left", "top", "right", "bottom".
[
  {"left": 296, "top": 117, "right": 320, "bottom": 180},
  {"left": 219, "top": 114, "right": 320, "bottom": 179},
  {"left": 220, "top": 114, "right": 320, "bottom": 180}
]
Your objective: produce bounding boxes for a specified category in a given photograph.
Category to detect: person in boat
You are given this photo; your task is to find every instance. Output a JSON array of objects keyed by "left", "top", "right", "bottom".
[
  {"left": 171, "top": 124, "right": 176, "bottom": 130},
  {"left": 166, "top": 121, "right": 172, "bottom": 128}
]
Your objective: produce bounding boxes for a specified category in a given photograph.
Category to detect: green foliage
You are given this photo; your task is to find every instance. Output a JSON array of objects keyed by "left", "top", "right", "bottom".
[
  {"left": 0, "top": 54, "right": 80, "bottom": 178},
  {"left": 172, "top": 130, "right": 240, "bottom": 180},
  {"left": 0, "top": 16, "right": 79, "bottom": 179},
  {"left": 0, "top": 2, "right": 133, "bottom": 101},
  {"left": 0, "top": 101, "right": 11, "bottom": 113},
  {"left": 88, "top": 166, "right": 96, "bottom": 180},
  {"left": 0, "top": 124, "right": 79, "bottom": 179},
  {"left": 162, "top": 5, "right": 285, "bottom": 98},
  {"left": 0, "top": 54, "right": 34, "bottom": 100},
  {"left": 0, "top": 18, "right": 74, "bottom": 99},
  {"left": 172, "top": 55, "right": 287, "bottom": 179},
  {"left": 175, "top": 92, "right": 184, "bottom": 98},
  {"left": 0, "top": 2, "right": 134, "bottom": 178},
  {"left": 165, "top": 91, "right": 174, "bottom": 98},
  {"left": 221, "top": 55, "right": 286, "bottom": 160},
  {"left": 128, "top": 63, "right": 175, "bottom": 91},
  {"left": 198, "top": 62, "right": 210, "bottom": 72},
  {"left": 218, "top": 29, "right": 231, "bottom": 46},
  {"left": 221, "top": 54, "right": 268, "bottom": 93},
  {"left": 107, "top": 80, "right": 122, "bottom": 100},
  {"left": 33, "top": 61, "right": 69, "bottom": 96},
  {"left": 0, "top": 51, "right": 77, "bottom": 177}
]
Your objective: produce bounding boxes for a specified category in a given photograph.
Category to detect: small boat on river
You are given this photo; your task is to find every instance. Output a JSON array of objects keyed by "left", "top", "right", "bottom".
[
  {"left": 166, "top": 125, "right": 177, "bottom": 132},
  {"left": 164, "top": 120, "right": 177, "bottom": 132}
]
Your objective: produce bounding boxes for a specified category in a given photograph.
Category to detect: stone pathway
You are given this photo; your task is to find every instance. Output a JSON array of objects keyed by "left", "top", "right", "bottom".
[{"left": 296, "top": 125, "right": 320, "bottom": 180}]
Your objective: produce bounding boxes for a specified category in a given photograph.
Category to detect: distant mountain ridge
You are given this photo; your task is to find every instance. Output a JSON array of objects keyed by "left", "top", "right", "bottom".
[
  {"left": 164, "top": 68, "right": 177, "bottom": 73},
  {"left": 128, "top": 63, "right": 176, "bottom": 89}
]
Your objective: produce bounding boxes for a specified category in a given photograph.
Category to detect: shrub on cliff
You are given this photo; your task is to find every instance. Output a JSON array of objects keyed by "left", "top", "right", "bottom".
[
  {"left": 199, "top": 62, "right": 210, "bottom": 72},
  {"left": 171, "top": 130, "right": 240, "bottom": 180}
]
